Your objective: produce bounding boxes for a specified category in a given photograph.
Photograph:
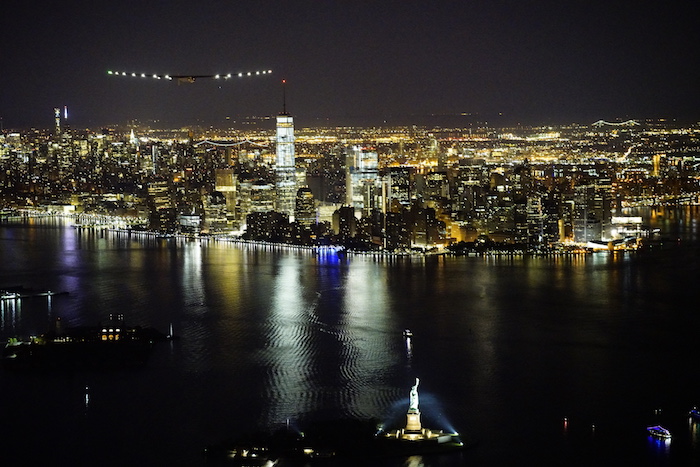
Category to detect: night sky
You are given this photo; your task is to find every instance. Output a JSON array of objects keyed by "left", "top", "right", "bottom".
[{"left": 2, "top": 0, "right": 698, "bottom": 129}]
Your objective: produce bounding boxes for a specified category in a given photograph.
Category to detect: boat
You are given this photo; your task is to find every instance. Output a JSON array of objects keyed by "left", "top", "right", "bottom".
[
  {"left": 1, "top": 291, "right": 21, "bottom": 300},
  {"left": 647, "top": 425, "right": 672, "bottom": 439},
  {"left": 403, "top": 329, "right": 413, "bottom": 339},
  {"left": 0, "top": 287, "right": 68, "bottom": 300},
  {"left": 2, "top": 314, "right": 168, "bottom": 370},
  {"left": 689, "top": 408, "right": 700, "bottom": 421}
]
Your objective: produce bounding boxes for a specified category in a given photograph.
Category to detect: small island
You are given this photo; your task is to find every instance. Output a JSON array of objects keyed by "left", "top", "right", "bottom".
[{"left": 205, "top": 379, "right": 465, "bottom": 464}]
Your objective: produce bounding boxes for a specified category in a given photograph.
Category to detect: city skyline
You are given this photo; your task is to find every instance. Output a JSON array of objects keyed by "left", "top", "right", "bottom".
[
  {"left": 2, "top": 113, "right": 699, "bottom": 253},
  {"left": 2, "top": 1, "right": 699, "bottom": 130}
]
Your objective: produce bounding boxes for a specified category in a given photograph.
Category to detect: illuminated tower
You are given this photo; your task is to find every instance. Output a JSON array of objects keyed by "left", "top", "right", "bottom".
[
  {"left": 652, "top": 154, "right": 662, "bottom": 177},
  {"left": 54, "top": 107, "right": 61, "bottom": 140},
  {"left": 346, "top": 145, "right": 379, "bottom": 213},
  {"left": 389, "top": 166, "right": 413, "bottom": 210},
  {"left": 294, "top": 187, "right": 315, "bottom": 228},
  {"left": 275, "top": 80, "right": 296, "bottom": 218},
  {"left": 215, "top": 168, "right": 237, "bottom": 213}
]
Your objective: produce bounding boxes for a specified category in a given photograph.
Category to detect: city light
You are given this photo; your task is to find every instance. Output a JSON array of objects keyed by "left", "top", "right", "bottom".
[{"left": 2, "top": 119, "right": 699, "bottom": 253}]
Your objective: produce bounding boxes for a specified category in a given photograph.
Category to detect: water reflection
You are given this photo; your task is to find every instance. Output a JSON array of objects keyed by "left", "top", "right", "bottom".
[
  {"left": 341, "top": 260, "right": 396, "bottom": 418},
  {"left": 1, "top": 211, "right": 699, "bottom": 465},
  {"left": 180, "top": 241, "right": 209, "bottom": 371},
  {"left": 627, "top": 205, "right": 700, "bottom": 242},
  {"left": 262, "top": 255, "right": 313, "bottom": 426},
  {"left": 257, "top": 255, "right": 401, "bottom": 426},
  {"left": 0, "top": 298, "right": 21, "bottom": 333},
  {"left": 690, "top": 418, "right": 700, "bottom": 450},
  {"left": 647, "top": 435, "right": 671, "bottom": 460}
]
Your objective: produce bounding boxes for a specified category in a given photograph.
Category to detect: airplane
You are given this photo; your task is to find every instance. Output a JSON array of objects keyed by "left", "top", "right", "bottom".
[{"left": 107, "top": 70, "right": 272, "bottom": 84}]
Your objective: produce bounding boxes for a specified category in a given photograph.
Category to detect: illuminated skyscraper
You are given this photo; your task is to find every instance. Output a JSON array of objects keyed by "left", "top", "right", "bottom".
[
  {"left": 388, "top": 166, "right": 413, "bottom": 210},
  {"left": 294, "top": 187, "right": 315, "bottom": 228},
  {"left": 275, "top": 81, "right": 296, "bottom": 218},
  {"left": 54, "top": 107, "right": 61, "bottom": 140},
  {"left": 347, "top": 145, "right": 380, "bottom": 213},
  {"left": 214, "top": 168, "right": 237, "bottom": 213}
]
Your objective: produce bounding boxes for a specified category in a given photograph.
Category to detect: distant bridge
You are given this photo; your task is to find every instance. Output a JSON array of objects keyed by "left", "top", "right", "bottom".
[
  {"left": 592, "top": 119, "right": 640, "bottom": 127},
  {"left": 194, "top": 139, "right": 269, "bottom": 148}
]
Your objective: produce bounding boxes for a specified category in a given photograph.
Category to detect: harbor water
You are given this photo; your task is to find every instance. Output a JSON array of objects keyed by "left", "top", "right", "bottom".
[{"left": 1, "top": 207, "right": 699, "bottom": 466}]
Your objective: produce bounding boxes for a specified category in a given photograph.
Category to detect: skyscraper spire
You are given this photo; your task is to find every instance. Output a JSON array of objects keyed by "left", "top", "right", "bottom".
[{"left": 281, "top": 79, "right": 287, "bottom": 115}]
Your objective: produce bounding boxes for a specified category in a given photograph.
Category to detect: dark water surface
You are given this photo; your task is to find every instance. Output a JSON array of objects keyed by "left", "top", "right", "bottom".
[{"left": 1, "top": 208, "right": 699, "bottom": 466}]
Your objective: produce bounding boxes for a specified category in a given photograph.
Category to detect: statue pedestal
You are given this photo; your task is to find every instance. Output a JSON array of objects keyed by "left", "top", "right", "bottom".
[
  {"left": 405, "top": 409, "right": 422, "bottom": 432},
  {"left": 380, "top": 379, "right": 462, "bottom": 448}
]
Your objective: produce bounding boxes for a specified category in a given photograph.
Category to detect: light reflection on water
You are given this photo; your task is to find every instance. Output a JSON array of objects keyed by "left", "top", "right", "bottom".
[
  {"left": 647, "top": 435, "right": 671, "bottom": 460},
  {"left": 690, "top": 419, "right": 700, "bottom": 450},
  {"left": 180, "top": 241, "right": 211, "bottom": 372},
  {"left": 341, "top": 261, "right": 398, "bottom": 418},
  {"left": 0, "top": 299, "right": 21, "bottom": 333},
  {"left": 1, "top": 212, "right": 699, "bottom": 466},
  {"left": 262, "top": 255, "right": 315, "bottom": 425},
  {"left": 258, "top": 254, "right": 401, "bottom": 426}
]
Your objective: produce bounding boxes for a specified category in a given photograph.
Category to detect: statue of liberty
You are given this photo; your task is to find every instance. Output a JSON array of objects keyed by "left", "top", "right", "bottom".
[{"left": 409, "top": 377, "right": 420, "bottom": 411}]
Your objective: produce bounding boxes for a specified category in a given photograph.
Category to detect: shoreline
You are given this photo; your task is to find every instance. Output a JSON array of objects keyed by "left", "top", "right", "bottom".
[{"left": 1, "top": 210, "right": 687, "bottom": 257}]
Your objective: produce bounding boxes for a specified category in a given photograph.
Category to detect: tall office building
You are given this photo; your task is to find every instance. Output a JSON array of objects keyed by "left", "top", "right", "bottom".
[
  {"left": 294, "top": 187, "right": 315, "bottom": 228},
  {"left": 388, "top": 166, "right": 413, "bottom": 210},
  {"left": 214, "top": 168, "right": 237, "bottom": 213},
  {"left": 572, "top": 184, "right": 610, "bottom": 242},
  {"left": 54, "top": 108, "right": 61, "bottom": 140},
  {"left": 347, "top": 145, "right": 379, "bottom": 212},
  {"left": 275, "top": 88, "right": 296, "bottom": 218},
  {"left": 275, "top": 114, "right": 296, "bottom": 217},
  {"left": 147, "top": 178, "right": 177, "bottom": 232}
]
